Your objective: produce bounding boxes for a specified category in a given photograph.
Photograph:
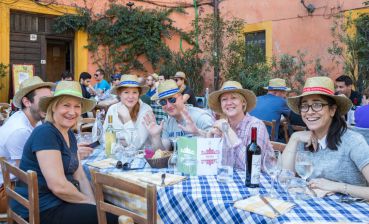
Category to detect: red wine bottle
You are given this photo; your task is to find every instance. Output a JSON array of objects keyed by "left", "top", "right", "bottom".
[{"left": 246, "top": 127, "right": 261, "bottom": 188}]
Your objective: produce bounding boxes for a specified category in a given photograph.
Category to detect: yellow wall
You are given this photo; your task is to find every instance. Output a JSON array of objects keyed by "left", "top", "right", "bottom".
[
  {"left": 242, "top": 21, "right": 272, "bottom": 62},
  {"left": 0, "top": 0, "right": 87, "bottom": 102}
]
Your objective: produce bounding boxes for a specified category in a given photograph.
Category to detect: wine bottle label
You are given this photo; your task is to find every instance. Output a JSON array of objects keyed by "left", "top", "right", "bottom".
[{"left": 250, "top": 155, "right": 261, "bottom": 185}]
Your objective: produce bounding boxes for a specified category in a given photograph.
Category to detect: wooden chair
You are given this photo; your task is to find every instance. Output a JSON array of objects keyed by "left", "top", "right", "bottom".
[
  {"left": 91, "top": 170, "right": 157, "bottom": 224},
  {"left": 0, "top": 159, "right": 39, "bottom": 224},
  {"left": 282, "top": 121, "right": 306, "bottom": 143},
  {"left": 271, "top": 141, "right": 286, "bottom": 153},
  {"left": 262, "top": 120, "right": 276, "bottom": 141},
  {"left": 0, "top": 103, "right": 11, "bottom": 126}
]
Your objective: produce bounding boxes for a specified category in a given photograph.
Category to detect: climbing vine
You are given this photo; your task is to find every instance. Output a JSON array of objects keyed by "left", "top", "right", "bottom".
[{"left": 52, "top": 4, "right": 193, "bottom": 75}]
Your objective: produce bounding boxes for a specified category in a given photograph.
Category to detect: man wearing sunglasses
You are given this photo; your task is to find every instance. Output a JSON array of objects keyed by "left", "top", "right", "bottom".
[
  {"left": 172, "top": 71, "right": 198, "bottom": 107},
  {"left": 144, "top": 80, "right": 214, "bottom": 151},
  {"left": 93, "top": 68, "right": 111, "bottom": 93}
]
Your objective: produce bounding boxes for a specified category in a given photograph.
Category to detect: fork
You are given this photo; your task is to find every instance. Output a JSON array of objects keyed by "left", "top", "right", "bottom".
[{"left": 161, "top": 173, "right": 166, "bottom": 186}]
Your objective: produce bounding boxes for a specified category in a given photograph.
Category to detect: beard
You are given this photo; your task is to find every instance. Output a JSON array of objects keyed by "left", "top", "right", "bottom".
[{"left": 30, "top": 105, "right": 44, "bottom": 122}]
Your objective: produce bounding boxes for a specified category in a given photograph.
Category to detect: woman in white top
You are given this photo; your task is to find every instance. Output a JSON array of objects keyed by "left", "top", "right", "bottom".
[{"left": 103, "top": 74, "right": 154, "bottom": 150}]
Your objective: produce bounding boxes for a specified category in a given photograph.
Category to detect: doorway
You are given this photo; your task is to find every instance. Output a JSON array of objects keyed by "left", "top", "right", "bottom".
[{"left": 46, "top": 39, "right": 73, "bottom": 82}]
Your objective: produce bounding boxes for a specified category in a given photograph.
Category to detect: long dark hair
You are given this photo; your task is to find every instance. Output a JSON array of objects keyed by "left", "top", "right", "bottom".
[{"left": 301, "top": 95, "right": 347, "bottom": 150}]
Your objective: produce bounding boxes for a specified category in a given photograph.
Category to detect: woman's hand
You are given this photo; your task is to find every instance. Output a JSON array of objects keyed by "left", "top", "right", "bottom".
[
  {"left": 290, "top": 131, "right": 318, "bottom": 151},
  {"left": 207, "top": 119, "right": 228, "bottom": 137},
  {"left": 77, "top": 144, "right": 94, "bottom": 160},
  {"left": 117, "top": 103, "right": 131, "bottom": 124},
  {"left": 308, "top": 178, "right": 341, "bottom": 192}
]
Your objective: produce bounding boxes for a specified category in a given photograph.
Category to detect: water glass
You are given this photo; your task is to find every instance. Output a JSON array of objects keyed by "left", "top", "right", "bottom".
[
  {"left": 294, "top": 151, "right": 314, "bottom": 199},
  {"left": 263, "top": 150, "right": 282, "bottom": 197},
  {"left": 217, "top": 165, "right": 233, "bottom": 183}
]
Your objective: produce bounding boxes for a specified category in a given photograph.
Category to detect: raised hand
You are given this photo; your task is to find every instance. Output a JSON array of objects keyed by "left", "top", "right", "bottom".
[
  {"left": 291, "top": 131, "right": 318, "bottom": 151},
  {"left": 117, "top": 103, "right": 131, "bottom": 124},
  {"left": 177, "top": 109, "right": 199, "bottom": 135},
  {"left": 143, "top": 112, "right": 163, "bottom": 137}
]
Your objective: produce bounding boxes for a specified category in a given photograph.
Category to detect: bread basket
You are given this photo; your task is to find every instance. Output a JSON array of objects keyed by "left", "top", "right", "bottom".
[{"left": 145, "top": 153, "right": 172, "bottom": 168}]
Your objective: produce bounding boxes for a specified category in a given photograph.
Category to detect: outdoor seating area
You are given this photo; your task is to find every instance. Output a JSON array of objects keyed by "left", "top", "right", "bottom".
[{"left": 1, "top": 1, "right": 369, "bottom": 224}]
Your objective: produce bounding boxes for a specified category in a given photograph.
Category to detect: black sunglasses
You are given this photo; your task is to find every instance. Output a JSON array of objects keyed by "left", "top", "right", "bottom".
[
  {"left": 116, "top": 160, "right": 145, "bottom": 170},
  {"left": 159, "top": 97, "right": 177, "bottom": 106},
  {"left": 174, "top": 78, "right": 181, "bottom": 82}
]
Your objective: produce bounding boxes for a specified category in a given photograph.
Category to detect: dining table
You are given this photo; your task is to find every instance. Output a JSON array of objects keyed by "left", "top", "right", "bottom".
[{"left": 82, "top": 147, "right": 369, "bottom": 224}]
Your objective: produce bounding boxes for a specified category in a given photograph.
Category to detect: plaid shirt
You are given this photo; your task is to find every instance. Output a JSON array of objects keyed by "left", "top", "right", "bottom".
[
  {"left": 151, "top": 102, "right": 167, "bottom": 124},
  {"left": 225, "top": 113, "right": 274, "bottom": 170}
]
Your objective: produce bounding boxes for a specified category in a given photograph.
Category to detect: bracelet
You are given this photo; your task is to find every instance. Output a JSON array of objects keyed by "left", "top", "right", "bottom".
[{"left": 343, "top": 183, "right": 348, "bottom": 195}]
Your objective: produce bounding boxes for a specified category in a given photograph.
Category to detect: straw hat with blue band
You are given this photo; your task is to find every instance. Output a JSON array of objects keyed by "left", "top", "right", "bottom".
[
  {"left": 39, "top": 81, "right": 96, "bottom": 114},
  {"left": 151, "top": 79, "right": 185, "bottom": 101},
  {"left": 111, "top": 74, "right": 148, "bottom": 95},
  {"left": 287, "top": 76, "right": 352, "bottom": 116},
  {"left": 208, "top": 80, "right": 257, "bottom": 114},
  {"left": 264, "top": 78, "right": 291, "bottom": 91},
  {"left": 13, "top": 76, "right": 56, "bottom": 109}
]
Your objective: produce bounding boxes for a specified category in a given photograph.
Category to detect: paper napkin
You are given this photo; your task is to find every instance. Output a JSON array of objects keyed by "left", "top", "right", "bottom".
[{"left": 234, "top": 195, "right": 295, "bottom": 219}]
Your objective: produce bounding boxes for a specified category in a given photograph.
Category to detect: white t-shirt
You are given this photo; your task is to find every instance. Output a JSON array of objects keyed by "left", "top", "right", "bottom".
[
  {"left": 103, "top": 100, "right": 153, "bottom": 150},
  {"left": 0, "top": 111, "right": 40, "bottom": 185}
]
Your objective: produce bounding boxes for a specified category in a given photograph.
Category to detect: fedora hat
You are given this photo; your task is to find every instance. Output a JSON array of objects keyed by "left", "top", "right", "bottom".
[
  {"left": 39, "top": 81, "right": 96, "bottom": 114},
  {"left": 151, "top": 79, "right": 185, "bottom": 101},
  {"left": 13, "top": 76, "right": 56, "bottom": 109},
  {"left": 111, "top": 74, "right": 149, "bottom": 95},
  {"left": 264, "top": 78, "right": 291, "bottom": 91},
  {"left": 208, "top": 81, "right": 256, "bottom": 114},
  {"left": 172, "top": 71, "right": 186, "bottom": 81},
  {"left": 287, "top": 76, "right": 352, "bottom": 115}
]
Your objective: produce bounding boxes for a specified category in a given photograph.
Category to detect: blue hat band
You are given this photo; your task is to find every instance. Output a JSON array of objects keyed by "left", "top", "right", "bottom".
[
  {"left": 120, "top": 80, "right": 140, "bottom": 86},
  {"left": 267, "top": 86, "right": 288, "bottom": 90},
  {"left": 223, "top": 86, "right": 238, "bottom": 90},
  {"left": 158, "top": 88, "right": 179, "bottom": 98}
]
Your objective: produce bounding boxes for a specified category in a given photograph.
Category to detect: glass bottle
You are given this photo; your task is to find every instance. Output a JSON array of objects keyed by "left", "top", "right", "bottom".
[
  {"left": 246, "top": 127, "right": 261, "bottom": 188},
  {"left": 104, "top": 115, "right": 116, "bottom": 158}
]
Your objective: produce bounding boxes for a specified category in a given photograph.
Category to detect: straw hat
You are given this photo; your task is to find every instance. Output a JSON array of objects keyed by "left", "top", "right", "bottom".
[
  {"left": 13, "top": 76, "right": 56, "bottom": 109},
  {"left": 111, "top": 74, "right": 149, "bottom": 95},
  {"left": 287, "top": 76, "right": 352, "bottom": 115},
  {"left": 39, "top": 81, "right": 96, "bottom": 114},
  {"left": 151, "top": 79, "right": 185, "bottom": 101},
  {"left": 172, "top": 71, "right": 186, "bottom": 80},
  {"left": 264, "top": 78, "right": 291, "bottom": 91},
  {"left": 208, "top": 81, "right": 256, "bottom": 114}
]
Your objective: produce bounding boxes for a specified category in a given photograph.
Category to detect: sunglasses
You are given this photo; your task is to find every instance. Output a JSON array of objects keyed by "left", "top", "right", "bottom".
[
  {"left": 174, "top": 78, "right": 181, "bottom": 82},
  {"left": 158, "top": 97, "right": 177, "bottom": 106},
  {"left": 94, "top": 74, "right": 99, "bottom": 77}
]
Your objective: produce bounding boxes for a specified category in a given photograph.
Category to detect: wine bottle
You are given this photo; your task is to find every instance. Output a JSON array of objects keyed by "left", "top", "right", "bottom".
[
  {"left": 245, "top": 127, "right": 261, "bottom": 188},
  {"left": 104, "top": 115, "right": 116, "bottom": 157}
]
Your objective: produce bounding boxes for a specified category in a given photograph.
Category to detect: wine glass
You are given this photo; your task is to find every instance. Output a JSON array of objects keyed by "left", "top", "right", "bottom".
[
  {"left": 168, "top": 131, "right": 180, "bottom": 170},
  {"left": 263, "top": 150, "right": 282, "bottom": 198},
  {"left": 124, "top": 128, "right": 139, "bottom": 160},
  {"left": 294, "top": 151, "right": 314, "bottom": 198}
]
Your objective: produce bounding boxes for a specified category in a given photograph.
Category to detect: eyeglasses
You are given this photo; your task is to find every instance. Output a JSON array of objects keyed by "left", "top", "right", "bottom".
[
  {"left": 299, "top": 102, "right": 329, "bottom": 112},
  {"left": 174, "top": 78, "right": 180, "bottom": 82},
  {"left": 158, "top": 97, "right": 177, "bottom": 106}
]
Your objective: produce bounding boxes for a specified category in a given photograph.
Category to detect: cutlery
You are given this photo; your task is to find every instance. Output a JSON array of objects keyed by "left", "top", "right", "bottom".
[
  {"left": 259, "top": 195, "right": 282, "bottom": 216},
  {"left": 161, "top": 173, "right": 166, "bottom": 186}
]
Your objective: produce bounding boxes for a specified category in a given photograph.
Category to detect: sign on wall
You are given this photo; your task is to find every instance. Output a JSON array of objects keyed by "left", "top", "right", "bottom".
[{"left": 12, "top": 64, "right": 34, "bottom": 94}]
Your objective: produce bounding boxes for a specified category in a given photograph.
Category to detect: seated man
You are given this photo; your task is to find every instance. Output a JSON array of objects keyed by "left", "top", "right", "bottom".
[
  {"left": 172, "top": 71, "right": 197, "bottom": 107},
  {"left": 79, "top": 72, "right": 96, "bottom": 99},
  {"left": 335, "top": 75, "right": 362, "bottom": 107},
  {"left": 93, "top": 68, "right": 111, "bottom": 93},
  {"left": 144, "top": 80, "right": 214, "bottom": 150},
  {"left": 0, "top": 76, "right": 54, "bottom": 213},
  {"left": 250, "top": 78, "right": 290, "bottom": 141}
]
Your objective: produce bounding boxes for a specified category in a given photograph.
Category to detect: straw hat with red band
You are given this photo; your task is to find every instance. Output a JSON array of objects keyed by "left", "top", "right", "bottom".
[
  {"left": 287, "top": 76, "right": 352, "bottom": 115},
  {"left": 208, "top": 80, "right": 256, "bottom": 114},
  {"left": 39, "top": 81, "right": 96, "bottom": 114}
]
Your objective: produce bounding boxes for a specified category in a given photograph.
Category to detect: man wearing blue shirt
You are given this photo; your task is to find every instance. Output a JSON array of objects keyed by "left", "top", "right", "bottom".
[
  {"left": 250, "top": 78, "right": 291, "bottom": 141},
  {"left": 93, "top": 68, "right": 111, "bottom": 92}
]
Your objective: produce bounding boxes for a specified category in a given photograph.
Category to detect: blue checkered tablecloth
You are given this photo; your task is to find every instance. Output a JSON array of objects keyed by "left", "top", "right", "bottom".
[{"left": 82, "top": 148, "right": 369, "bottom": 224}]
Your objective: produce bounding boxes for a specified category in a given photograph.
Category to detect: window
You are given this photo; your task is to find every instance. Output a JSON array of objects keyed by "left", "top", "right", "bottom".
[{"left": 245, "top": 31, "right": 266, "bottom": 64}]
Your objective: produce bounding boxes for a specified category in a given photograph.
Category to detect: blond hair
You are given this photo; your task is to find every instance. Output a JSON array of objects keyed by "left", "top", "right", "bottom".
[
  {"left": 45, "top": 96, "right": 82, "bottom": 129},
  {"left": 219, "top": 92, "right": 247, "bottom": 114}
]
